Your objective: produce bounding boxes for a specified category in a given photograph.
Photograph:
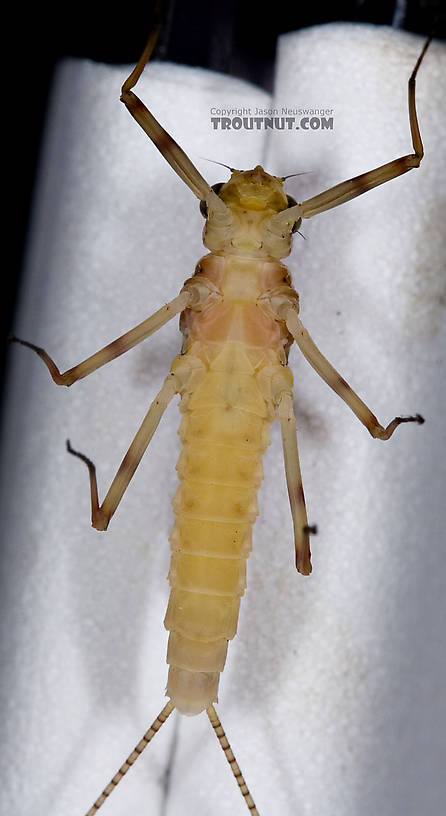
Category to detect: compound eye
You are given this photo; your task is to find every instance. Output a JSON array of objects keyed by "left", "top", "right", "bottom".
[
  {"left": 291, "top": 217, "right": 302, "bottom": 235},
  {"left": 285, "top": 195, "right": 301, "bottom": 233},
  {"left": 199, "top": 182, "right": 225, "bottom": 219}
]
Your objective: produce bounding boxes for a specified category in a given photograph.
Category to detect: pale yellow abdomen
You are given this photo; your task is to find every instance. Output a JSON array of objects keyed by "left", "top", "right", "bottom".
[{"left": 164, "top": 339, "right": 287, "bottom": 714}]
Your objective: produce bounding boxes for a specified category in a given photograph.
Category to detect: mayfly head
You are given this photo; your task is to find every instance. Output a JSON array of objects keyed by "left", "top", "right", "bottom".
[
  {"left": 217, "top": 165, "right": 289, "bottom": 214},
  {"left": 199, "top": 168, "right": 303, "bottom": 257}
]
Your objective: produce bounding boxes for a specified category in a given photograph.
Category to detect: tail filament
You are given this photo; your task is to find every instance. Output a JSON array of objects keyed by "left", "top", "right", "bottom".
[
  {"left": 206, "top": 704, "right": 259, "bottom": 814},
  {"left": 85, "top": 700, "right": 175, "bottom": 815}
]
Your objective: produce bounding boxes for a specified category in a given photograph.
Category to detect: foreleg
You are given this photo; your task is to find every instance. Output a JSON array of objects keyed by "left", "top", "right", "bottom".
[
  {"left": 269, "top": 37, "right": 430, "bottom": 234},
  {"left": 120, "top": 25, "right": 230, "bottom": 220}
]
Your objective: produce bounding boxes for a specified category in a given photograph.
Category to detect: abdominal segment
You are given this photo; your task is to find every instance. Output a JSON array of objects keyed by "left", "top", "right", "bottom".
[{"left": 164, "top": 338, "right": 289, "bottom": 714}]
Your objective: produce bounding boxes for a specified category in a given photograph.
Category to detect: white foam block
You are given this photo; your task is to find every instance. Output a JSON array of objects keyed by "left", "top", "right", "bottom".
[{"left": 1, "top": 24, "right": 445, "bottom": 816}]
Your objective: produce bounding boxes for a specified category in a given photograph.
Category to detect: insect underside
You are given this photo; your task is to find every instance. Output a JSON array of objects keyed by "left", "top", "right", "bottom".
[{"left": 10, "top": 27, "right": 431, "bottom": 816}]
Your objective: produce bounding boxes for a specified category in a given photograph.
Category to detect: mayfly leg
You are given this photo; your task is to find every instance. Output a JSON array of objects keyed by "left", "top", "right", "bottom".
[
  {"left": 270, "top": 36, "right": 430, "bottom": 229},
  {"left": 66, "top": 372, "right": 178, "bottom": 531},
  {"left": 10, "top": 275, "right": 220, "bottom": 529},
  {"left": 277, "top": 392, "right": 313, "bottom": 576},
  {"left": 10, "top": 291, "right": 193, "bottom": 528},
  {"left": 284, "top": 311, "right": 424, "bottom": 439},
  {"left": 9, "top": 291, "right": 191, "bottom": 386}
]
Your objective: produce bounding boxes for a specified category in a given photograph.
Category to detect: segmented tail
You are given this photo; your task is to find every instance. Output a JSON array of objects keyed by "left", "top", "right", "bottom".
[
  {"left": 85, "top": 701, "right": 259, "bottom": 815},
  {"left": 207, "top": 705, "right": 259, "bottom": 814},
  {"left": 85, "top": 700, "right": 174, "bottom": 815}
]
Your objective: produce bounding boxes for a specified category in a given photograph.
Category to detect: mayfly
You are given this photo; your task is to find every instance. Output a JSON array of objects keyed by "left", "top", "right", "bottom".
[{"left": 10, "top": 27, "right": 431, "bottom": 816}]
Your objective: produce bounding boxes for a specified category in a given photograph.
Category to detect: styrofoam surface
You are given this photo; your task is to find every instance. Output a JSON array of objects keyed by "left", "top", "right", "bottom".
[{"left": 1, "top": 24, "right": 445, "bottom": 816}]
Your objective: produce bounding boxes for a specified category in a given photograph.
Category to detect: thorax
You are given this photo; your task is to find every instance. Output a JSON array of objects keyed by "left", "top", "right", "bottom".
[{"left": 180, "top": 253, "right": 296, "bottom": 362}]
